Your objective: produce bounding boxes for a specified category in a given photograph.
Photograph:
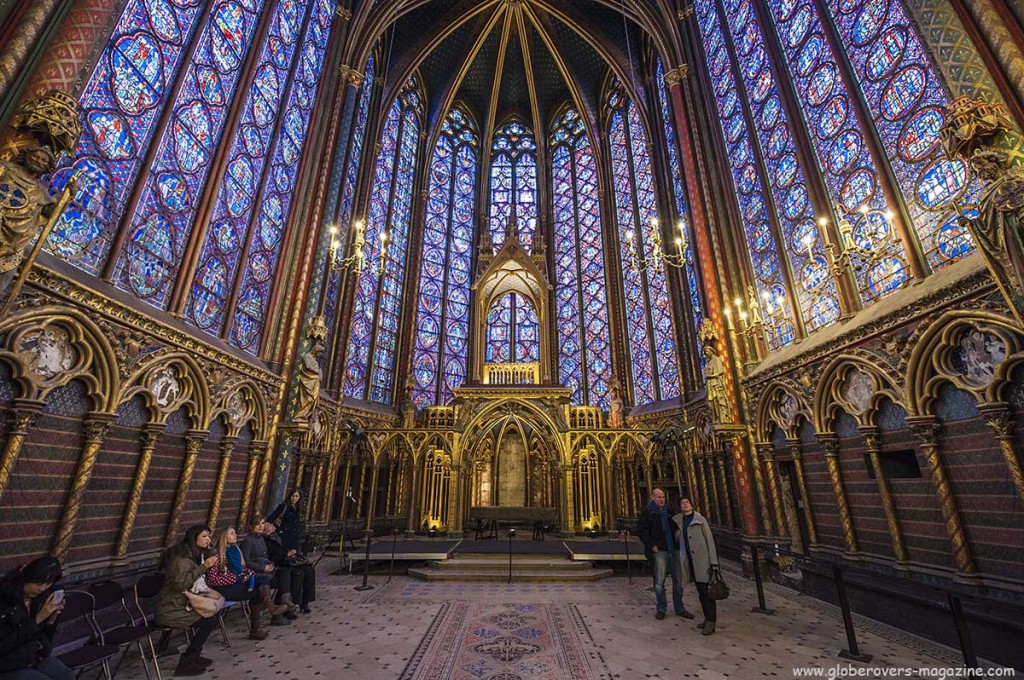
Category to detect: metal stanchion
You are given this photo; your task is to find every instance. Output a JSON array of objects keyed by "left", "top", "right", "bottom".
[
  {"left": 834, "top": 565, "right": 871, "bottom": 662},
  {"left": 623, "top": 526, "right": 632, "bottom": 585},
  {"left": 749, "top": 546, "right": 774, "bottom": 615},
  {"left": 507, "top": 528, "right": 516, "bottom": 584},
  {"left": 947, "top": 593, "right": 978, "bottom": 668},
  {"left": 387, "top": 527, "right": 399, "bottom": 583},
  {"left": 354, "top": 529, "right": 374, "bottom": 591}
]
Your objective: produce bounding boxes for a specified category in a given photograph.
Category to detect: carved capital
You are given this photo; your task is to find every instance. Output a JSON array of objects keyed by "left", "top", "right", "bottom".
[
  {"left": 816, "top": 434, "right": 839, "bottom": 457},
  {"left": 140, "top": 428, "right": 162, "bottom": 449},
  {"left": 82, "top": 417, "right": 114, "bottom": 443},
  {"left": 858, "top": 427, "right": 880, "bottom": 451},
  {"left": 185, "top": 431, "right": 207, "bottom": 455},
  {"left": 754, "top": 442, "right": 774, "bottom": 461},
  {"left": 980, "top": 404, "right": 1013, "bottom": 437},
  {"left": 677, "top": 6, "right": 694, "bottom": 20},
  {"left": 335, "top": 5, "right": 352, "bottom": 21},
  {"left": 906, "top": 417, "right": 940, "bottom": 447}
]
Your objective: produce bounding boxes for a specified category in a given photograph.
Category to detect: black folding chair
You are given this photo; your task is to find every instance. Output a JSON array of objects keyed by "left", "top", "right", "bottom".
[
  {"left": 55, "top": 590, "right": 121, "bottom": 680},
  {"left": 89, "top": 581, "right": 161, "bottom": 680}
]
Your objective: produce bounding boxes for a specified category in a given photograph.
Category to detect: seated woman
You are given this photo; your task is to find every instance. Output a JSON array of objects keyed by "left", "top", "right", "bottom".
[
  {"left": 264, "top": 521, "right": 316, "bottom": 614},
  {"left": 0, "top": 556, "right": 72, "bottom": 680},
  {"left": 206, "top": 527, "right": 286, "bottom": 640},
  {"left": 155, "top": 525, "right": 220, "bottom": 677}
]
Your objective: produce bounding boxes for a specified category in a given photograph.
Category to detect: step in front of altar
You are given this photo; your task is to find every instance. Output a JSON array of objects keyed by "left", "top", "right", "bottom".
[{"left": 408, "top": 554, "right": 613, "bottom": 582}]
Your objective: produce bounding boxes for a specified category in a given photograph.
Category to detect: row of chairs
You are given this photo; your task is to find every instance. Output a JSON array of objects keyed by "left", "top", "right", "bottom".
[{"left": 54, "top": 572, "right": 251, "bottom": 680}]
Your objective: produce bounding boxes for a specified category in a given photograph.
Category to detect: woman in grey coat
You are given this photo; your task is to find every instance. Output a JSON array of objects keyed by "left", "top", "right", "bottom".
[{"left": 673, "top": 498, "right": 720, "bottom": 634}]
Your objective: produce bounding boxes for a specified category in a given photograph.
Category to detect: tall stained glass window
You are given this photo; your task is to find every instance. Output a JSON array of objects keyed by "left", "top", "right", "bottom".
[
  {"left": 48, "top": 0, "right": 211, "bottom": 271},
  {"left": 606, "top": 82, "right": 681, "bottom": 404},
  {"left": 110, "top": 0, "right": 268, "bottom": 307},
  {"left": 185, "top": 0, "right": 315, "bottom": 333},
  {"left": 323, "top": 55, "right": 376, "bottom": 363},
  {"left": 485, "top": 293, "right": 539, "bottom": 364},
  {"left": 654, "top": 60, "right": 705, "bottom": 350},
  {"left": 489, "top": 120, "right": 537, "bottom": 250},
  {"left": 343, "top": 79, "right": 423, "bottom": 404},
  {"left": 550, "top": 108, "right": 612, "bottom": 408},
  {"left": 228, "top": 0, "right": 335, "bottom": 351},
  {"left": 412, "top": 107, "right": 478, "bottom": 407}
]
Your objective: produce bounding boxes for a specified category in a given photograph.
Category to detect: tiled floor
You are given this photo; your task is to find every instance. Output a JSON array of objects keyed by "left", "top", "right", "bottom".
[{"left": 116, "top": 562, "right": 973, "bottom": 679}]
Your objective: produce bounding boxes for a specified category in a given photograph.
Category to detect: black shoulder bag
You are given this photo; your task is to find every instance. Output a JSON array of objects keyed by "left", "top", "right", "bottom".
[{"left": 707, "top": 566, "right": 730, "bottom": 600}]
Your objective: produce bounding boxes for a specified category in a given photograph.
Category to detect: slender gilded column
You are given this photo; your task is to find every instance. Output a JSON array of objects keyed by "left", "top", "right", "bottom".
[
  {"left": 752, "top": 443, "right": 776, "bottom": 535},
  {"left": 760, "top": 446, "right": 788, "bottom": 539},
  {"left": 52, "top": 414, "right": 115, "bottom": 561},
  {"left": 714, "top": 452, "right": 734, "bottom": 529},
  {"left": 355, "top": 464, "right": 368, "bottom": 516},
  {"left": 310, "top": 459, "right": 326, "bottom": 520},
  {"left": 253, "top": 436, "right": 276, "bottom": 516},
  {"left": 320, "top": 460, "right": 338, "bottom": 522},
  {"left": 405, "top": 458, "right": 419, "bottom": 532},
  {"left": 683, "top": 451, "right": 699, "bottom": 506},
  {"left": 860, "top": 427, "right": 908, "bottom": 563},
  {"left": 980, "top": 404, "right": 1024, "bottom": 505},
  {"left": 907, "top": 418, "right": 976, "bottom": 575},
  {"left": 114, "top": 425, "right": 163, "bottom": 556},
  {"left": 165, "top": 431, "right": 206, "bottom": 547},
  {"left": 707, "top": 455, "right": 722, "bottom": 525},
  {"left": 788, "top": 440, "right": 818, "bottom": 548},
  {"left": 0, "top": 401, "right": 43, "bottom": 503},
  {"left": 644, "top": 460, "right": 654, "bottom": 498},
  {"left": 207, "top": 437, "right": 237, "bottom": 531},
  {"left": 696, "top": 455, "right": 714, "bottom": 522},
  {"left": 817, "top": 434, "right": 859, "bottom": 555},
  {"left": 237, "top": 441, "right": 267, "bottom": 530},
  {"left": 292, "top": 450, "right": 307, "bottom": 495},
  {"left": 0, "top": 0, "right": 62, "bottom": 104}
]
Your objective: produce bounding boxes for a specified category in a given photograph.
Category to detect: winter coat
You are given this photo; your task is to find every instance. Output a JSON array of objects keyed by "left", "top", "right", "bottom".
[
  {"left": 155, "top": 554, "right": 206, "bottom": 629},
  {"left": 240, "top": 535, "right": 271, "bottom": 571},
  {"left": 267, "top": 502, "right": 303, "bottom": 552},
  {"left": 673, "top": 511, "right": 719, "bottom": 584},
  {"left": 0, "top": 578, "right": 56, "bottom": 672},
  {"left": 635, "top": 503, "right": 677, "bottom": 559}
]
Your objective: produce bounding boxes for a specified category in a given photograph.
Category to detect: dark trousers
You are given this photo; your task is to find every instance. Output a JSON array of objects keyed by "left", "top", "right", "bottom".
[
  {"left": 695, "top": 581, "right": 717, "bottom": 623},
  {"left": 186, "top": 616, "right": 218, "bottom": 654},
  {"left": 271, "top": 566, "right": 294, "bottom": 603},
  {"left": 295, "top": 563, "right": 315, "bottom": 606},
  {"left": 211, "top": 583, "right": 260, "bottom": 603}
]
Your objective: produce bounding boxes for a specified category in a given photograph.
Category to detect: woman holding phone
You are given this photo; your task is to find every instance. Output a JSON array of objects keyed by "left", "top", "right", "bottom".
[{"left": 0, "top": 555, "right": 72, "bottom": 680}]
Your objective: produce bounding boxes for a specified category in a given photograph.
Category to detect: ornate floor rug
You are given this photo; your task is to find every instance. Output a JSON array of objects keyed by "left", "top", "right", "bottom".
[{"left": 399, "top": 600, "right": 611, "bottom": 680}]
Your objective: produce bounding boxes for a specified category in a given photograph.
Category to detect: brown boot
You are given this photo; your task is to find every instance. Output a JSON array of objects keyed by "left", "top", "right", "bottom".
[
  {"left": 174, "top": 651, "right": 207, "bottom": 676},
  {"left": 258, "top": 584, "right": 288, "bottom": 616},
  {"left": 248, "top": 611, "right": 269, "bottom": 641}
]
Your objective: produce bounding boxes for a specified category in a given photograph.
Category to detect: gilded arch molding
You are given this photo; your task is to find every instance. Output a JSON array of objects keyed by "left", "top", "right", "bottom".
[{"left": 814, "top": 355, "right": 906, "bottom": 432}]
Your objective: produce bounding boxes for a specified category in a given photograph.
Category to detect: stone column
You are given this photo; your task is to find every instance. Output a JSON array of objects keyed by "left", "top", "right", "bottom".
[
  {"left": 908, "top": 417, "right": 977, "bottom": 575},
  {"left": 321, "top": 460, "right": 338, "bottom": 522},
  {"left": 355, "top": 464, "right": 368, "bottom": 517},
  {"left": 115, "top": 425, "right": 163, "bottom": 556},
  {"left": 207, "top": 437, "right": 237, "bottom": 531},
  {"left": 237, "top": 441, "right": 267, "bottom": 530},
  {"left": 752, "top": 443, "right": 776, "bottom": 535},
  {"left": 787, "top": 439, "right": 818, "bottom": 548},
  {"left": 818, "top": 434, "right": 859, "bottom": 555},
  {"left": 364, "top": 464, "right": 380, "bottom": 532},
  {"left": 714, "top": 451, "right": 734, "bottom": 529},
  {"left": 697, "top": 454, "right": 713, "bottom": 522},
  {"left": 0, "top": 400, "right": 43, "bottom": 503},
  {"left": 165, "top": 431, "right": 206, "bottom": 547},
  {"left": 0, "top": 0, "right": 63, "bottom": 107},
  {"left": 979, "top": 404, "right": 1024, "bottom": 505},
  {"left": 311, "top": 459, "right": 326, "bottom": 520},
  {"left": 292, "top": 450, "right": 307, "bottom": 495},
  {"left": 405, "top": 457, "right": 420, "bottom": 534},
  {"left": 759, "top": 446, "right": 787, "bottom": 539},
  {"left": 860, "top": 427, "right": 908, "bottom": 563},
  {"left": 52, "top": 414, "right": 115, "bottom": 560}
]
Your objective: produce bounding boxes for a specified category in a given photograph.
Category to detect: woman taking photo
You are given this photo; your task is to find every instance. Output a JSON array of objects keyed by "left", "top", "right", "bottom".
[
  {"left": 267, "top": 489, "right": 304, "bottom": 553},
  {"left": 206, "top": 527, "right": 286, "bottom": 640},
  {"left": 0, "top": 556, "right": 71, "bottom": 680},
  {"left": 156, "top": 525, "right": 220, "bottom": 677}
]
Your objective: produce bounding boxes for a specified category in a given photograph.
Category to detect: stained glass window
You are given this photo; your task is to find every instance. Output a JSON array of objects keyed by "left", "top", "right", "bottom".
[
  {"left": 489, "top": 120, "right": 537, "bottom": 250},
  {"left": 110, "top": 0, "right": 269, "bottom": 308},
  {"left": 694, "top": 0, "right": 801, "bottom": 348},
  {"left": 228, "top": 0, "right": 334, "bottom": 352},
  {"left": 654, "top": 60, "right": 705, "bottom": 354},
  {"left": 184, "top": 0, "right": 314, "bottom": 333},
  {"left": 715, "top": 0, "right": 846, "bottom": 329},
  {"left": 766, "top": 0, "right": 917, "bottom": 300},
  {"left": 48, "top": 0, "right": 209, "bottom": 272},
  {"left": 550, "top": 108, "right": 612, "bottom": 408},
  {"left": 323, "top": 55, "right": 376, "bottom": 365},
  {"left": 485, "top": 293, "right": 539, "bottom": 364},
  {"left": 412, "top": 106, "right": 477, "bottom": 407},
  {"left": 343, "top": 79, "right": 423, "bottom": 403},
  {"left": 821, "top": 0, "right": 980, "bottom": 267},
  {"left": 606, "top": 82, "right": 681, "bottom": 403}
]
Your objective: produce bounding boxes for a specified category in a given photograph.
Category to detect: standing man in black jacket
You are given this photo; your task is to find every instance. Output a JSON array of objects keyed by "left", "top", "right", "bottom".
[{"left": 636, "top": 489, "right": 695, "bottom": 620}]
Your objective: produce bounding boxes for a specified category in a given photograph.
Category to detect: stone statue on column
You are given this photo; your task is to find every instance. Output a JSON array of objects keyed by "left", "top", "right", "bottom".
[
  {"left": 0, "top": 90, "right": 81, "bottom": 297},
  {"left": 400, "top": 380, "right": 418, "bottom": 429},
  {"left": 608, "top": 376, "right": 625, "bottom": 428},
  {"left": 698, "top": 319, "right": 732, "bottom": 425},
  {"left": 940, "top": 97, "right": 1024, "bottom": 324},
  {"left": 294, "top": 316, "right": 328, "bottom": 424}
]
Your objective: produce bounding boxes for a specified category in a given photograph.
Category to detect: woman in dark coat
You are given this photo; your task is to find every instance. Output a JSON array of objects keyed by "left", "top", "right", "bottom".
[
  {"left": 0, "top": 556, "right": 71, "bottom": 680},
  {"left": 267, "top": 489, "right": 304, "bottom": 552},
  {"left": 155, "top": 525, "right": 219, "bottom": 677}
]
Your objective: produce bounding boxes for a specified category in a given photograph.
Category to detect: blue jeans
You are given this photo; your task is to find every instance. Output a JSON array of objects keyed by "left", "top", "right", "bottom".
[
  {"left": 651, "top": 550, "right": 685, "bottom": 614},
  {"left": 0, "top": 657, "right": 75, "bottom": 680}
]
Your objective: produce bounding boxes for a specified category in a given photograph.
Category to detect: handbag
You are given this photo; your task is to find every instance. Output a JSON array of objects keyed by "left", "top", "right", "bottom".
[
  {"left": 707, "top": 566, "right": 730, "bottom": 600},
  {"left": 182, "top": 589, "right": 225, "bottom": 618}
]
